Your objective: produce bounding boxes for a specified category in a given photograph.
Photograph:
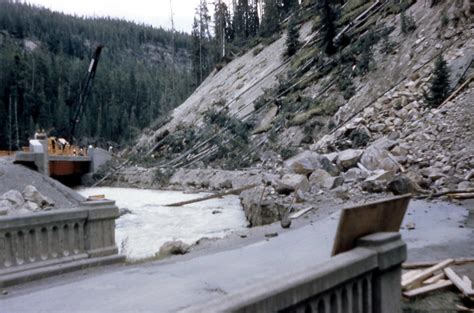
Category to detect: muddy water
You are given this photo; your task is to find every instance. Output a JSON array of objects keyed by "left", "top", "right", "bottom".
[{"left": 77, "top": 187, "right": 248, "bottom": 260}]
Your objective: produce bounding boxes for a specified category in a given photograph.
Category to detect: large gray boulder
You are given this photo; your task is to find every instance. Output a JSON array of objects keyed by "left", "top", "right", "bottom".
[
  {"left": 319, "top": 156, "right": 340, "bottom": 176},
  {"left": 275, "top": 174, "right": 310, "bottom": 194},
  {"left": 387, "top": 175, "right": 420, "bottom": 195},
  {"left": 336, "top": 149, "right": 363, "bottom": 170},
  {"left": 157, "top": 240, "right": 191, "bottom": 256},
  {"left": 240, "top": 186, "right": 286, "bottom": 226},
  {"left": 344, "top": 168, "right": 368, "bottom": 182},
  {"left": 372, "top": 137, "right": 398, "bottom": 150},
  {"left": 283, "top": 150, "right": 322, "bottom": 175},
  {"left": 22, "top": 185, "right": 55, "bottom": 209},
  {"left": 360, "top": 146, "right": 400, "bottom": 172},
  {"left": 420, "top": 167, "right": 445, "bottom": 181},
  {"left": 309, "top": 169, "right": 344, "bottom": 189},
  {"left": 1, "top": 190, "right": 24, "bottom": 208}
]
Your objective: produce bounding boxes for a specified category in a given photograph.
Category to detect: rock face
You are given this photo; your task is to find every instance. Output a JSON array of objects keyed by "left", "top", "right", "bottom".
[{"left": 157, "top": 240, "right": 191, "bottom": 256}]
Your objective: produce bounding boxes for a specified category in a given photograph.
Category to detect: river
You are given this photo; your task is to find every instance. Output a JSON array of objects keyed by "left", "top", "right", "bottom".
[{"left": 77, "top": 187, "right": 248, "bottom": 261}]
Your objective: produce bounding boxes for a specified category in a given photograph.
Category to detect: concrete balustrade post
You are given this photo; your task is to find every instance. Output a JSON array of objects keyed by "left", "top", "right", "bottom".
[{"left": 357, "top": 232, "right": 406, "bottom": 313}]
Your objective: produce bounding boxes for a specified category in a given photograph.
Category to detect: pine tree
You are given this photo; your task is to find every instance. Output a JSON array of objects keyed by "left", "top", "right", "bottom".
[
  {"left": 285, "top": 15, "right": 300, "bottom": 57},
  {"left": 260, "top": 0, "right": 280, "bottom": 38},
  {"left": 247, "top": 0, "right": 260, "bottom": 38},
  {"left": 282, "top": 0, "right": 299, "bottom": 16},
  {"left": 214, "top": 0, "right": 232, "bottom": 59},
  {"left": 317, "top": 0, "right": 337, "bottom": 55},
  {"left": 426, "top": 55, "right": 450, "bottom": 107}
]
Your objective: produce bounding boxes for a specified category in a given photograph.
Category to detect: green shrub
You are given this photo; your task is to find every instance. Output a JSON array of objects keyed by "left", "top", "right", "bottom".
[
  {"left": 400, "top": 10, "right": 416, "bottom": 34},
  {"left": 425, "top": 55, "right": 450, "bottom": 107}
]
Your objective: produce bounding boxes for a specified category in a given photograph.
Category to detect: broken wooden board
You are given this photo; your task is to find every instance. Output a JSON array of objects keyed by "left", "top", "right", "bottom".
[
  {"left": 402, "top": 270, "right": 423, "bottom": 287},
  {"left": 423, "top": 273, "right": 445, "bottom": 285},
  {"left": 331, "top": 194, "right": 411, "bottom": 256},
  {"left": 444, "top": 267, "right": 474, "bottom": 297},
  {"left": 403, "top": 280, "right": 453, "bottom": 298},
  {"left": 289, "top": 206, "right": 317, "bottom": 220},
  {"left": 403, "top": 257, "right": 474, "bottom": 269},
  {"left": 402, "top": 259, "right": 454, "bottom": 290},
  {"left": 448, "top": 192, "right": 474, "bottom": 200}
]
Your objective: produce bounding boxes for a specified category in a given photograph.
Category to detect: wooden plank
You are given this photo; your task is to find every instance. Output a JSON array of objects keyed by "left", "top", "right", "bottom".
[
  {"left": 439, "top": 76, "right": 473, "bottom": 108},
  {"left": 289, "top": 206, "right": 317, "bottom": 220},
  {"left": 165, "top": 184, "right": 258, "bottom": 207},
  {"left": 331, "top": 194, "right": 411, "bottom": 256},
  {"left": 463, "top": 276, "right": 472, "bottom": 285},
  {"left": 448, "top": 192, "right": 474, "bottom": 200},
  {"left": 444, "top": 267, "right": 474, "bottom": 297},
  {"left": 402, "top": 259, "right": 454, "bottom": 290},
  {"left": 403, "top": 280, "right": 453, "bottom": 298},
  {"left": 402, "top": 270, "right": 423, "bottom": 287},
  {"left": 403, "top": 257, "right": 474, "bottom": 269},
  {"left": 423, "top": 273, "right": 445, "bottom": 285}
]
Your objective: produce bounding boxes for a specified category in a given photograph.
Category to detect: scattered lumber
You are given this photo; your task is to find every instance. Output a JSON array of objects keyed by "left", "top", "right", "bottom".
[
  {"left": 403, "top": 258, "right": 474, "bottom": 269},
  {"left": 403, "top": 280, "right": 453, "bottom": 298},
  {"left": 423, "top": 272, "right": 445, "bottom": 285},
  {"left": 402, "top": 259, "right": 454, "bottom": 290},
  {"left": 444, "top": 267, "right": 474, "bottom": 297},
  {"left": 448, "top": 193, "right": 474, "bottom": 200},
  {"left": 289, "top": 206, "right": 317, "bottom": 220},
  {"left": 416, "top": 189, "right": 474, "bottom": 199},
  {"left": 165, "top": 184, "right": 258, "bottom": 207},
  {"left": 402, "top": 270, "right": 423, "bottom": 287}
]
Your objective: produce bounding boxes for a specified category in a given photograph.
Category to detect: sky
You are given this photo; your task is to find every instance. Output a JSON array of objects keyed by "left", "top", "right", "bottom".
[{"left": 24, "top": 0, "right": 209, "bottom": 33}]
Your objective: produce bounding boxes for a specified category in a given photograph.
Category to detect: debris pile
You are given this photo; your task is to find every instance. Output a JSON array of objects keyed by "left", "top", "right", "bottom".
[
  {"left": 0, "top": 185, "right": 55, "bottom": 216},
  {"left": 313, "top": 70, "right": 473, "bottom": 195},
  {"left": 402, "top": 258, "right": 474, "bottom": 304}
]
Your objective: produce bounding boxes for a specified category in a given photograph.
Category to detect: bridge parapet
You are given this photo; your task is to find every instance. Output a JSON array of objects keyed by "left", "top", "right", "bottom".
[
  {"left": 188, "top": 232, "right": 406, "bottom": 313},
  {"left": 0, "top": 200, "right": 124, "bottom": 287}
]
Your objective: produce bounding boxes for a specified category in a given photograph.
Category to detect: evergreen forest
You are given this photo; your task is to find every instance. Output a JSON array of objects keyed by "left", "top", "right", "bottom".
[{"left": 0, "top": 1, "right": 195, "bottom": 149}]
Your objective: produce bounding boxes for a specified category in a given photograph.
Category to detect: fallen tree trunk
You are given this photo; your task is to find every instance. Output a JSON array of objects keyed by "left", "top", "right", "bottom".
[
  {"left": 416, "top": 189, "right": 474, "bottom": 199},
  {"left": 165, "top": 184, "right": 258, "bottom": 207}
]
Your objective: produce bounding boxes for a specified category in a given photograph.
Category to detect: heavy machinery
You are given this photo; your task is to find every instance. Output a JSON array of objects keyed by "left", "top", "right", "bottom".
[{"left": 46, "top": 45, "right": 104, "bottom": 156}]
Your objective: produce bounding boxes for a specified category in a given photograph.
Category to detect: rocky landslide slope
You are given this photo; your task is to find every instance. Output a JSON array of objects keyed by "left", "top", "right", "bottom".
[{"left": 114, "top": 1, "right": 473, "bottom": 226}]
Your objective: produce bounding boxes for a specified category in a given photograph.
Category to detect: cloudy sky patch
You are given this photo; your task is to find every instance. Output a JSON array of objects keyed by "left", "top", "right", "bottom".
[{"left": 24, "top": 0, "right": 211, "bottom": 32}]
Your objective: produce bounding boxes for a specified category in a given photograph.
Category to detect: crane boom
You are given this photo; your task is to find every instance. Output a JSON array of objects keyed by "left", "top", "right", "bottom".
[{"left": 69, "top": 45, "right": 103, "bottom": 143}]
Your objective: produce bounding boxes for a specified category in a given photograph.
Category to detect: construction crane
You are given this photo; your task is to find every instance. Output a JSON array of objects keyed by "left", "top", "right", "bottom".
[{"left": 69, "top": 45, "right": 104, "bottom": 144}]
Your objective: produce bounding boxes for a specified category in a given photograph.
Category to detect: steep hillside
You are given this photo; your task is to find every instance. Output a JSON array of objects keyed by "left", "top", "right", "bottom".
[
  {"left": 115, "top": 0, "right": 472, "bottom": 224},
  {"left": 0, "top": 1, "right": 194, "bottom": 149}
]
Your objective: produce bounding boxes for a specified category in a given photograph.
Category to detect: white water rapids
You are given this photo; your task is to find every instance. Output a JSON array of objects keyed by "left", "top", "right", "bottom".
[{"left": 77, "top": 187, "right": 248, "bottom": 261}]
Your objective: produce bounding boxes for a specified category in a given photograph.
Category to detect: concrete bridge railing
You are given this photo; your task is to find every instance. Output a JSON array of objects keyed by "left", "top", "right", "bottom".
[
  {"left": 0, "top": 200, "right": 125, "bottom": 287},
  {"left": 188, "top": 232, "right": 406, "bottom": 313}
]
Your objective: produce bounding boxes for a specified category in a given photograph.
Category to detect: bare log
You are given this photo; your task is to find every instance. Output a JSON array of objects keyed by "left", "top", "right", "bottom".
[{"left": 165, "top": 184, "right": 258, "bottom": 207}]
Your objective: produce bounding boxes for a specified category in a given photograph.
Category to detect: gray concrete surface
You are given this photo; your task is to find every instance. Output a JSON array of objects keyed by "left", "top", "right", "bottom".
[
  {"left": 0, "top": 199, "right": 472, "bottom": 312},
  {"left": 0, "top": 158, "right": 85, "bottom": 208}
]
